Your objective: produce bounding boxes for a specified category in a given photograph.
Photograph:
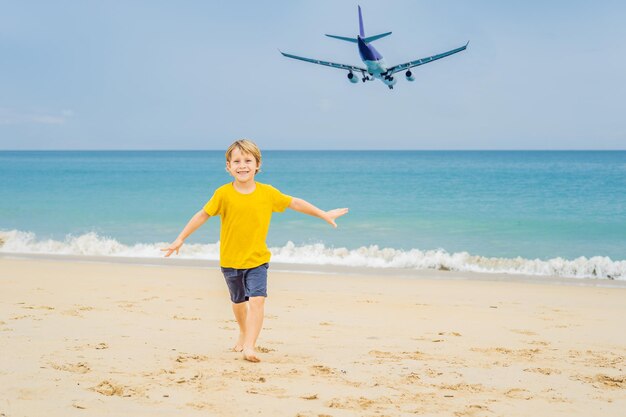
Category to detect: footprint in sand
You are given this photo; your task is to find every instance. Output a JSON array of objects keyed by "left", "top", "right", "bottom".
[
  {"left": 425, "top": 368, "right": 444, "bottom": 378},
  {"left": 471, "top": 347, "right": 542, "bottom": 360},
  {"left": 523, "top": 367, "right": 561, "bottom": 375},
  {"left": 596, "top": 374, "right": 626, "bottom": 388},
  {"left": 431, "top": 331, "right": 462, "bottom": 342},
  {"left": 91, "top": 380, "right": 138, "bottom": 397},
  {"left": 368, "top": 350, "right": 425, "bottom": 361},
  {"left": 245, "top": 386, "right": 288, "bottom": 397},
  {"left": 541, "top": 388, "right": 570, "bottom": 403},
  {"left": 510, "top": 329, "right": 537, "bottom": 336},
  {"left": 71, "top": 342, "right": 108, "bottom": 351},
  {"left": 504, "top": 388, "right": 532, "bottom": 399},
  {"left": 256, "top": 346, "right": 274, "bottom": 353},
  {"left": 175, "top": 354, "right": 209, "bottom": 363},
  {"left": 22, "top": 305, "right": 54, "bottom": 311},
  {"left": 117, "top": 302, "right": 138, "bottom": 312},
  {"left": 0, "top": 320, "right": 11, "bottom": 332},
  {"left": 173, "top": 315, "right": 201, "bottom": 321},
  {"left": 326, "top": 396, "right": 391, "bottom": 410},
  {"left": 455, "top": 404, "right": 491, "bottom": 417},
  {"left": 50, "top": 362, "right": 91, "bottom": 374},
  {"left": 175, "top": 373, "right": 204, "bottom": 384},
  {"left": 574, "top": 374, "right": 626, "bottom": 389},
  {"left": 10, "top": 314, "right": 34, "bottom": 320},
  {"left": 241, "top": 375, "right": 266, "bottom": 383},
  {"left": 310, "top": 365, "right": 335, "bottom": 376},
  {"left": 186, "top": 402, "right": 205, "bottom": 410},
  {"left": 404, "top": 372, "right": 422, "bottom": 383},
  {"left": 143, "top": 368, "right": 176, "bottom": 378},
  {"left": 438, "top": 383, "right": 485, "bottom": 394},
  {"left": 186, "top": 402, "right": 216, "bottom": 410},
  {"left": 62, "top": 306, "right": 94, "bottom": 317},
  {"left": 368, "top": 350, "right": 402, "bottom": 361},
  {"left": 578, "top": 349, "right": 625, "bottom": 368}
]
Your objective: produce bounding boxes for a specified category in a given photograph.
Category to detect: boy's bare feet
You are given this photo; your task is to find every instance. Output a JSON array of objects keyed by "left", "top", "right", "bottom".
[
  {"left": 233, "top": 333, "right": 245, "bottom": 352},
  {"left": 242, "top": 347, "right": 260, "bottom": 363}
]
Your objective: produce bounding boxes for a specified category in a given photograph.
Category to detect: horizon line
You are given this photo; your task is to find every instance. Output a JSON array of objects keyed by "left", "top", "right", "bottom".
[{"left": 1, "top": 149, "right": 625, "bottom": 152}]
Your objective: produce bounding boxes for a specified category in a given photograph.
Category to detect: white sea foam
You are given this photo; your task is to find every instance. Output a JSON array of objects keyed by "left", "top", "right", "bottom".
[{"left": 1, "top": 229, "right": 624, "bottom": 280}]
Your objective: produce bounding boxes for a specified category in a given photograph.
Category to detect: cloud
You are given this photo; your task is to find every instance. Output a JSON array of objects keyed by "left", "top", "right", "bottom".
[{"left": 0, "top": 107, "right": 74, "bottom": 125}]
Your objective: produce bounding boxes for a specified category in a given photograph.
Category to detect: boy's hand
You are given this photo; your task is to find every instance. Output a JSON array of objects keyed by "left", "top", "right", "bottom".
[
  {"left": 322, "top": 208, "right": 349, "bottom": 228},
  {"left": 288, "top": 198, "right": 348, "bottom": 228},
  {"left": 161, "top": 238, "right": 184, "bottom": 257}
]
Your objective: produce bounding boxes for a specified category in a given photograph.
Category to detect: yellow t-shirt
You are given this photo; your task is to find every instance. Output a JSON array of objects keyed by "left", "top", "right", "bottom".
[{"left": 203, "top": 182, "right": 292, "bottom": 269}]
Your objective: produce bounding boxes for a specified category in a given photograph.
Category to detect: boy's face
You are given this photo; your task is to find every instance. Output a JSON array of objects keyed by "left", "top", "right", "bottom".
[{"left": 226, "top": 147, "right": 259, "bottom": 183}]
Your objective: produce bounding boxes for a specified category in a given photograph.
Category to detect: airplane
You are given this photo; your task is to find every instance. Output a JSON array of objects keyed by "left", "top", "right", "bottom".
[{"left": 280, "top": 5, "right": 468, "bottom": 90}]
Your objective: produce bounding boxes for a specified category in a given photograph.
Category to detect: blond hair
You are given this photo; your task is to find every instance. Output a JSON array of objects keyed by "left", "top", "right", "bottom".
[{"left": 225, "top": 139, "right": 262, "bottom": 173}]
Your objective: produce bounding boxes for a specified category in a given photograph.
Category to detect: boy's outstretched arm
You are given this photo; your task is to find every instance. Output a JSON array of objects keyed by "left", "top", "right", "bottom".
[
  {"left": 288, "top": 198, "right": 348, "bottom": 228},
  {"left": 161, "top": 210, "right": 210, "bottom": 257}
]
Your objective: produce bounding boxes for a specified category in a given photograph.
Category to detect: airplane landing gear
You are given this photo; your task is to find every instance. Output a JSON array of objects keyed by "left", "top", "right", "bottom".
[{"left": 388, "top": 85, "right": 394, "bottom": 90}]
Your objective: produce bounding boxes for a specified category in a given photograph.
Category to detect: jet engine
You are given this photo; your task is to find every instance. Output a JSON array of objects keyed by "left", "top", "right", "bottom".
[
  {"left": 405, "top": 70, "right": 415, "bottom": 82},
  {"left": 347, "top": 72, "right": 359, "bottom": 84}
]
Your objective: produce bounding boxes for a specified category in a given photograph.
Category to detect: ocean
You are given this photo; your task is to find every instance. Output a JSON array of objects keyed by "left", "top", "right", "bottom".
[{"left": 1, "top": 150, "right": 625, "bottom": 280}]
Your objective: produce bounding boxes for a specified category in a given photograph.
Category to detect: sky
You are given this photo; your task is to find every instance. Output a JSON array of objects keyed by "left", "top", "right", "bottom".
[{"left": 1, "top": 0, "right": 625, "bottom": 150}]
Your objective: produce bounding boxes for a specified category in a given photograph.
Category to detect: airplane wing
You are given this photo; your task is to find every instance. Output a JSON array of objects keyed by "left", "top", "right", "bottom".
[
  {"left": 280, "top": 51, "right": 367, "bottom": 72},
  {"left": 388, "top": 41, "right": 469, "bottom": 74}
]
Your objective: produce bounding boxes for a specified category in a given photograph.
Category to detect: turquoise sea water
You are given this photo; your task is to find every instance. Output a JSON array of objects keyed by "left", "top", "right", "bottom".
[{"left": 1, "top": 151, "right": 625, "bottom": 278}]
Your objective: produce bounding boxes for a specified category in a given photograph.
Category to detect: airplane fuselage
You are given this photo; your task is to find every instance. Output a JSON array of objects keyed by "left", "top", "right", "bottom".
[
  {"left": 357, "top": 36, "right": 397, "bottom": 87},
  {"left": 358, "top": 36, "right": 386, "bottom": 75}
]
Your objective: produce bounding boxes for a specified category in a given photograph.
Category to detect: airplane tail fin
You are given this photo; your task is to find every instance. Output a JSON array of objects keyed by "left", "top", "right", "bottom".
[
  {"left": 325, "top": 34, "right": 358, "bottom": 43},
  {"left": 325, "top": 32, "right": 392, "bottom": 44},
  {"left": 325, "top": 6, "right": 391, "bottom": 44},
  {"left": 363, "top": 32, "right": 392, "bottom": 43},
  {"left": 358, "top": 5, "right": 365, "bottom": 37}
]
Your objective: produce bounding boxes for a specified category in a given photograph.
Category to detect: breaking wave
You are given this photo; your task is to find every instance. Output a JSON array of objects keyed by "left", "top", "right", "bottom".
[{"left": 1, "top": 229, "right": 624, "bottom": 280}]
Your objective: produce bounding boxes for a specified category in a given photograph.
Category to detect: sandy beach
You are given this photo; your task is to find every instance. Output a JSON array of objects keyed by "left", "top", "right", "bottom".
[{"left": 1, "top": 256, "right": 624, "bottom": 417}]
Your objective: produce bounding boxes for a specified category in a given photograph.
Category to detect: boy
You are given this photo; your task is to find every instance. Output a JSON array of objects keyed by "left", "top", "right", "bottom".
[{"left": 162, "top": 139, "right": 348, "bottom": 362}]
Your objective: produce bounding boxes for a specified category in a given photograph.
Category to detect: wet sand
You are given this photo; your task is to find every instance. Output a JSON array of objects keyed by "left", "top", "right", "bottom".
[{"left": 1, "top": 257, "right": 624, "bottom": 416}]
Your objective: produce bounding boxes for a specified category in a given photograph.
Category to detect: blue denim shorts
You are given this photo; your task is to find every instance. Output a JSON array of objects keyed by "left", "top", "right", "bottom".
[{"left": 220, "top": 263, "right": 269, "bottom": 304}]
